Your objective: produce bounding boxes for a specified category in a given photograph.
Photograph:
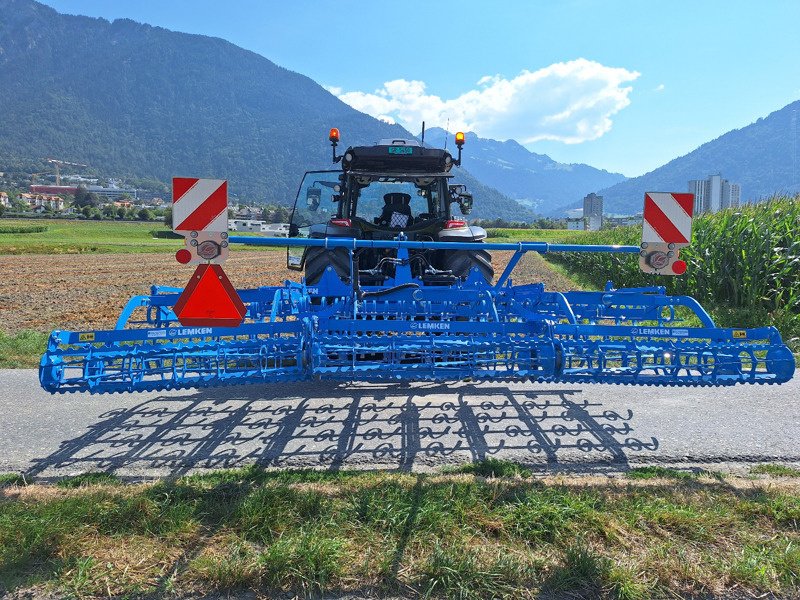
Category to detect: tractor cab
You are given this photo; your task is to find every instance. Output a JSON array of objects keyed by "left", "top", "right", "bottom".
[{"left": 287, "top": 129, "right": 490, "bottom": 285}]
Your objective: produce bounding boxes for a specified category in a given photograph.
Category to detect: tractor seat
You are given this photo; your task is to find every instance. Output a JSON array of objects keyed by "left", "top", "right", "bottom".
[{"left": 378, "top": 193, "right": 412, "bottom": 228}]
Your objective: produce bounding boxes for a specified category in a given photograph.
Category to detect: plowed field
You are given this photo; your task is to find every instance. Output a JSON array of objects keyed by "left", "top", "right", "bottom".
[{"left": 1, "top": 250, "right": 576, "bottom": 333}]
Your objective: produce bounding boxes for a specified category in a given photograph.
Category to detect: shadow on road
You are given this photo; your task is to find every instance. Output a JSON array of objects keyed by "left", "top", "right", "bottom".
[{"left": 26, "top": 381, "right": 658, "bottom": 478}]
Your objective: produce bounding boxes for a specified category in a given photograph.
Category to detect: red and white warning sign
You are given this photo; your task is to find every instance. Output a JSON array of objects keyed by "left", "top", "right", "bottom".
[
  {"left": 172, "top": 177, "right": 228, "bottom": 233},
  {"left": 172, "top": 177, "right": 230, "bottom": 265},
  {"left": 642, "top": 192, "right": 694, "bottom": 244},
  {"left": 639, "top": 192, "right": 694, "bottom": 276}
]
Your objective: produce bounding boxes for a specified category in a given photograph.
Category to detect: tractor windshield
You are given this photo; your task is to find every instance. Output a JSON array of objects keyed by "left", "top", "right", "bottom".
[
  {"left": 288, "top": 170, "right": 342, "bottom": 268},
  {"left": 348, "top": 175, "right": 447, "bottom": 228}
]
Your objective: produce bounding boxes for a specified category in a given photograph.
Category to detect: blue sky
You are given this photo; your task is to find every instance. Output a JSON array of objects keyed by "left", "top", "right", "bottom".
[{"left": 42, "top": 0, "right": 800, "bottom": 177}]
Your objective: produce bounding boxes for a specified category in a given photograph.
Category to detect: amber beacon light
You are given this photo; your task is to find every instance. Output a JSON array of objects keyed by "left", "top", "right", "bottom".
[{"left": 329, "top": 128, "right": 340, "bottom": 143}]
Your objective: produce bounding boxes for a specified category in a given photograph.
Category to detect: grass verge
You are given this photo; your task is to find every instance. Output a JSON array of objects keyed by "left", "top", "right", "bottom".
[
  {"left": 2, "top": 461, "right": 800, "bottom": 599},
  {"left": 0, "top": 330, "right": 48, "bottom": 368}
]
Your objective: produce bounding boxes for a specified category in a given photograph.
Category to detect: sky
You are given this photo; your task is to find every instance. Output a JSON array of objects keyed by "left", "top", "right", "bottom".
[{"left": 41, "top": 0, "right": 800, "bottom": 178}]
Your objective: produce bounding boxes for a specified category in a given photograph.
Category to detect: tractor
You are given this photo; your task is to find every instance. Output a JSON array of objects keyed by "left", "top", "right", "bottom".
[
  {"left": 287, "top": 129, "right": 492, "bottom": 286},
  {"left": 37, "top": 129, "right": 796, "bottom": 394}
]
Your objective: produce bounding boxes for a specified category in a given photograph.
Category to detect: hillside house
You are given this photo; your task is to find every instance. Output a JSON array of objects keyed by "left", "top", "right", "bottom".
[
  {"left": 0, "top": 192, "right": 9, "bottom": 208},
  {"left": 20, "top": 192, "right": 65, "bottom": 211}
]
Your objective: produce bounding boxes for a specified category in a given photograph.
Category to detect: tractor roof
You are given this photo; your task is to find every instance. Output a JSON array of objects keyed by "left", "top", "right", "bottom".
[{"left": 343, "top": 141, "right": 454, "bottom": 174}]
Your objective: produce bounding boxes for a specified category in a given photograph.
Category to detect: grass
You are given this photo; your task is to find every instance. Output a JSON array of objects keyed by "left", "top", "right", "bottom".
[
  {"left": 3, "top": 461, "right": 800, "bottom": 598},
  {"left": 0, "top": 218, "right": 273, "bottom": 255},
  {"left": 0, "top": 330, "right": 48, "bottom": 368},
  {"left": 752, "top": 464, "right": 800, "bottom": 478},
  {"left": 486, "top": 227, "right": 592, "bottom": 243}
]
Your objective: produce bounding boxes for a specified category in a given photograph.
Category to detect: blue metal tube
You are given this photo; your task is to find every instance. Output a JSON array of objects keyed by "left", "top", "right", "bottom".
[{"left": 227, "top": 236, "right": 640, "bottom": 254}]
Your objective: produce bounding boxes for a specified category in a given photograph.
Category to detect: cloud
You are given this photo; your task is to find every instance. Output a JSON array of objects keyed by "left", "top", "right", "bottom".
[
  {"left": 329, "top": 59, "right": 640, "bottom": 144},
  {"left": 654, "top": 83, "right": 665, "bottom": 92}
]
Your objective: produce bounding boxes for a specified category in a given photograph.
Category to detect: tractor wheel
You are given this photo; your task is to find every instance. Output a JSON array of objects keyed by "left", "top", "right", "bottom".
[
  {"left": 442, "top": 246, "right": 494, "bottom": 282},
  {"left": 304, "top": 246, "right": 351, "bottom": 284}
]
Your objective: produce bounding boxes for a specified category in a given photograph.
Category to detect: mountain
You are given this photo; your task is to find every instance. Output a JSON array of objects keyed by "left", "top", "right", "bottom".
[
  {"left": 422, "top": 127, "right": 626, "bottom": 216},
  {"left": 596, "top": 100, "right": 800, "bottom": 214},
  {"left": 0, "top": 0, "right": 537, "bottom": 222}
]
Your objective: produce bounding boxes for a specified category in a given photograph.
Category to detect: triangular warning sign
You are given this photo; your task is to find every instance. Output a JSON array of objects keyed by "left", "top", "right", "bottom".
[{"left": 173, "top": 264, "right": 246, "bottom": 327}]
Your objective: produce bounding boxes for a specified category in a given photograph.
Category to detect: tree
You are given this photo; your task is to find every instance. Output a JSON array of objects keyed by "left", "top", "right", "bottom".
[
  {"left": 81, "top": 205, "right": 92, "bottom": 218},
  {"left": 117, "top": 206, "right": 127, "bottom": 219},
  {"left": 163, "top": 207, "right": 173, "bottom": 227},
  {"left": 138, "top": 208, "right": 153, "bottom": 221},
  {"left": 102, "top": 205, "right": 116, "bottom": 219}
]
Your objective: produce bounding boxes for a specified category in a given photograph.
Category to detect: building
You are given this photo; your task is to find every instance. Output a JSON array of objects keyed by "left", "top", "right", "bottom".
[
  {"left": 20, "top": 192, "right": 65, "bottom": 211},
  {"left": 605, "top": 214, "right": 642, "bottom": 228},
  {"left": 583, "top": 193, "right": 603, "bottom": 231},
  {"left": 566, "top": 217, "right": 584, "bottom": 231},
  {"left": 0, "top": 192, "right": 9, "bottom": 208},
  {"left": 29, "top": 184, "right": 139, "bottom": 200},
  {"left": 688, "top": 174, "right": 741, "bottom": 213}
]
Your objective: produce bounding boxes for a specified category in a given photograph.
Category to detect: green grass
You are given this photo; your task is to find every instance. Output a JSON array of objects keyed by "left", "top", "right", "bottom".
[
  {"left": 0, "top": 218, "right": 177, "bottom": 254},
  {"left": 486, "top": 227, "right": 592, "bottom": 243},
  {"left": 3, "top": 461, "right": 800, "bottom": 598},
  {"left": 0, "top": 218, "right": 282, "bottom": 254},
  {"left": 752, "top": 464, "right": 800, "bottom": 478},
  {"left": 0, "top": 473, "right": 26, "bottom": 487},
  {"left": 0, "top": 330, "right": 48, "bottom": 368}
]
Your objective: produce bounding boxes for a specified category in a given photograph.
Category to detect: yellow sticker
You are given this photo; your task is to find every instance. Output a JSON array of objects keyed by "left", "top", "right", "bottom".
[
  {"left": 732, "top": 330, "right": 747, "bottom": 339},
  {"left": 78, "top": 332, "right": 96, "bottom": 342}
]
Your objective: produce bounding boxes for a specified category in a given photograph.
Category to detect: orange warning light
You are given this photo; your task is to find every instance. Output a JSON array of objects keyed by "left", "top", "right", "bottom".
[
  {"left": 173, "top": 264, "right": 246, "bottom": 327},
  {"left": 455, "top": 131, "right": 465, "bottom": 147},
  {"left": 329, "top": 128, "right": 340, "bottom": 143}
]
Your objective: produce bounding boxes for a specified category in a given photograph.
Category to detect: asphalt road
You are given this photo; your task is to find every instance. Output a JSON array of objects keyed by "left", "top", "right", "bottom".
[{"left": 1, "top": 369, "right": 799, "bottom": 480}]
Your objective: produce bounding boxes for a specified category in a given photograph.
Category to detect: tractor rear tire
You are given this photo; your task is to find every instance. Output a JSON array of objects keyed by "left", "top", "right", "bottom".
[
  {"left": 442, "top": 246, "right": 494, "bottom": 282},
  {"left": 304, "top": 246, "right": 351, "bottom": 284}
]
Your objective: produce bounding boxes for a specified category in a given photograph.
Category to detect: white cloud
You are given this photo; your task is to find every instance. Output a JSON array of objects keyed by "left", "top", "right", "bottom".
[
  {"left": 329, "top": 59, "right": 640, "bottom": 144},
  {"left": 654, "top": 83, "right": 666, "bottom": 92}
]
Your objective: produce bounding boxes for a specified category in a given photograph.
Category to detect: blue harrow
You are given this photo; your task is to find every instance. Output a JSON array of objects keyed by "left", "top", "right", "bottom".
[{"left": 39, "top": 236, "right": 795, "bottom": 394}]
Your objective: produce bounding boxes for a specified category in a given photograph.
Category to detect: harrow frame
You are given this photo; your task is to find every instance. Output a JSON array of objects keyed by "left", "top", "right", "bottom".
[{"left": 39, "top": 236, "right": 796, "bottom": 394}]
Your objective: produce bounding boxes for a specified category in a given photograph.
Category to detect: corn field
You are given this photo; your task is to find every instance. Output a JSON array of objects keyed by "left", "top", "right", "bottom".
[{"left": 549, "top": 195, "right": 800, "bottom": 345}]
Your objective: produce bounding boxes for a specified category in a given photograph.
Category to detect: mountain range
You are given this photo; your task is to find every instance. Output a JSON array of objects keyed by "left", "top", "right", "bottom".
[
  {"left": 595, "top": 100, "right": 800, "bottom": 214},
  {"left": 2, "top": 0, "right": 798, "bottom": 221},
  {"left": 422, "top": 128, "right": 626, "bottom": 216},
  {"left": 0, "top": 0, "right": 537, "bottom": 222}
]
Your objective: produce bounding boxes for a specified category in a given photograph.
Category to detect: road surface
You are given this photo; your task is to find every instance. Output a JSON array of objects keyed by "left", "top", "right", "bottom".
[{"left": 1, "top": 369, "right": 798, "bottom": 479}]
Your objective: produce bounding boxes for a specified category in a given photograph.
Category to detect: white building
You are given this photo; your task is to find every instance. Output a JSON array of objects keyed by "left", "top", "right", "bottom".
[
  {"left": 688, "top": 174, "right": 741, "bottom": 213},
  {"left": 566, "top": 217, "right": 584, "bottom": 231},
  {"left": 0, "top": 192, "right": 9, "bottom": 208},
  {"left": 227, "top": 219, "right": 290, "bottom": 236}
]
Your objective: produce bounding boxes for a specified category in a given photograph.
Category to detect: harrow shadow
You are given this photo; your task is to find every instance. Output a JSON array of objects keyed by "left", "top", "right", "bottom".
[{"left": 25, "top": 381, "right": 658, "bottom": 479}]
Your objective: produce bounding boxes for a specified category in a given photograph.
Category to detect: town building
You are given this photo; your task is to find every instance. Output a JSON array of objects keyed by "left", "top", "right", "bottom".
[
  {"left": 605, "top": 214, "right": 643, "bottom": 228},
  {"left": 583, "top": 193, "right": 603, "bottom": 231},
  {"left": 0, "top": 192, "right": 9, "bottom": 208},
  {"left": 688, "top": 174, "right": 741, "bottom": 213},
  {"left": 20, "top": 192, "right": 65, "bottom": 211},
  {"left": 566, "top": 217, "right": 584, "bottom": 231}
]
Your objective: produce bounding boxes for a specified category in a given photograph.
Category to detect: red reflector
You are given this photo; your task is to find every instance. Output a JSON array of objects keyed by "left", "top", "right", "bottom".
[
  {"left": 445, "top": 219, "right": 467, "bottom": 229},
  {"left": 173, "top": 264, "right": 246, "bottom": 327},
  {"left": 329, "top": 218, "right": 352, "bottom": 227},
  {"left": 672, "top": 259, "right": 688, "bottom": 275},
  {"left": 175, "top": 248, "right": 192, "bottom": 264}
]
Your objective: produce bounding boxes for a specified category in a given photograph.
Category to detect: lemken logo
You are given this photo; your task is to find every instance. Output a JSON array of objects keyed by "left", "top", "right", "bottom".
[
  {"left": 631, "top": 327, "right": 672, "bottom": 336},
  {"left": 175, "top": 327, "right": 213, "bottom": 336},
  {"left": 411, "top": 322, "right": 451, "bottom": 331}
]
